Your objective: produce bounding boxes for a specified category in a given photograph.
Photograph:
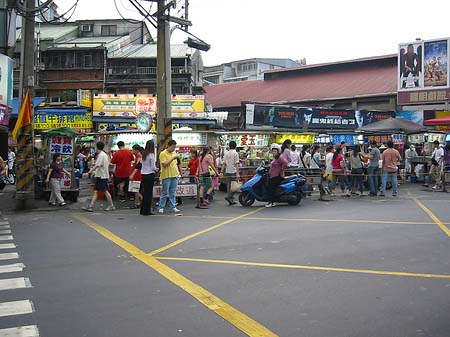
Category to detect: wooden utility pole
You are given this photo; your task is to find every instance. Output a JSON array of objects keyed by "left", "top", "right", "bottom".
[{"left": 156, "top": 0, "right": 172, "bottom": 157}]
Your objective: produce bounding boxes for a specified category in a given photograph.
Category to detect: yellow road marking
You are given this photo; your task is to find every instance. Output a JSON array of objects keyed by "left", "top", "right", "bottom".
[
  {"left": 157, "top": 256, "right": 450, "bottom": 280},
  {"left": 174, "top": 215, "right": 436, "bottom": 225},
  {"left": 147, "top": 207, "right": 265, "bottom": 256},
  {"left": 412, "top": 197, "right": 450, "bottom": 237},
  {"left": 73, "top": 213, "right": 278, "bottom": 337}
]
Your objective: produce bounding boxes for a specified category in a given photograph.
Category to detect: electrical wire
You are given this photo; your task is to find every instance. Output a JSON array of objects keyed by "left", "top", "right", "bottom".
[
  {"left": 128, "top": 0, "right": 157, "bottom": 28},
  {"left": 114, "top": 0, "right": 142, "bottom": 24},
  {"left": 37, "top": 0, "right": 80, "bottom": 24}
]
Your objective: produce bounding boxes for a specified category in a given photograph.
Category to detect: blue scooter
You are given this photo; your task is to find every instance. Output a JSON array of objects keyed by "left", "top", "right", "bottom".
[{"left": 238, "top": 164, "right": 306, "bottom": 207}]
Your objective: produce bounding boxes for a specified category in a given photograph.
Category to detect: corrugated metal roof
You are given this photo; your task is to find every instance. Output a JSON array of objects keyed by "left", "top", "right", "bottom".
[
  {"left": 51, "top": 35, "right": 130, "bottom": 49},
  {"left": 205, "top": 62, "right": 397, "bottom": 109},
  {"left": 109, "top": 44, "right": 192, "bottom": 59},
  {"left": 17, "top": 24, "right": 78, "bottom": 41}
]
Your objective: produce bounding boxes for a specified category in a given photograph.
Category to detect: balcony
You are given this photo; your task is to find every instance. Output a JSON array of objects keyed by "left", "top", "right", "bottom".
[{"left": 107, "top": 65, "right": 192, "bottom": 78}]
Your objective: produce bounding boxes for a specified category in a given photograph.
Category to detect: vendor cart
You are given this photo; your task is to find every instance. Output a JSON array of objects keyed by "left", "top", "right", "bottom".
[{"left": 37, "top": 127, "right": 80, "bottom": 202}]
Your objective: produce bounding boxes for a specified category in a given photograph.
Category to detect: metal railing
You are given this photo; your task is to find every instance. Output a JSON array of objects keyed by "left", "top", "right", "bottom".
[{"left": 107, "top": 66, "right": 191, "bottom": 77}]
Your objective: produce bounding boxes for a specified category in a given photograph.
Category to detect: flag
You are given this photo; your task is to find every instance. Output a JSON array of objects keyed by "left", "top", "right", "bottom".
[{"left": 12, "top": 90, "right": 32, "bottom": 140}]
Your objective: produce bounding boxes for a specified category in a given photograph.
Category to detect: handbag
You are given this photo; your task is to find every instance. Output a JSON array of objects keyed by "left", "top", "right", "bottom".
[
  {"left": 128, "top": 180, "right": 141, "bottom": 193},
  {"left": 230, "top": 180, "right": 243, "bottom": 193}
]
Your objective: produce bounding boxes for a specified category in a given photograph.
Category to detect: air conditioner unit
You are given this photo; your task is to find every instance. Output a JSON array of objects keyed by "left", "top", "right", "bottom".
[{"left": 80, "top": 24, "right": 92, "bottom": 32}]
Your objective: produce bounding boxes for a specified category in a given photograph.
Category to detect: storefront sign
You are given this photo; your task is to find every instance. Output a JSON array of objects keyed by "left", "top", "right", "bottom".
[
  {"left": 77, "top": 89, "right": 92, "bottom": 108},
  {"left": 250, "top": 104, "right": 394, "bottom": 130},
  {"left": 153, "top": 183, "right": 198, "bottom": 198},
  {"left": 0, "top": 54, "right": 13, "bottom": 108},
  {"left": 273, "top": 134, "right": 316, "bottom": 144},
  {"left": 398, "top": 88, "right": 450, "bottom": 104},
  {"left": 224, "top": 134, "right": 270, "bottom": 147},
  {"left": 93, "top": 94, "right": 205, "bottom": 118},
  {"left": 407, "top": 133, "right": 445, "bottom": 143},
  {"left": 330, "top": 134, "right": 358, "bottom": 145},
  {"left": 0, "top": 104, "right": 10, "bottom": 126},
  {"left": 34, "top": 109, "right": 92, "bottom": 130},
  {"left": 172, "top": 133, "right": 207, "bottom": 146},
  {"left": 396, "top": 110, "right": 424, "bottom": 125},
  {"left": 366, "top": 135, "right": 390, "bottom": 144},
  {"left": 49, "top": 136, "right": 74, "bottom": 155},
  {"left": 392, "top": 134, "right": 405, "bottom": 144}
]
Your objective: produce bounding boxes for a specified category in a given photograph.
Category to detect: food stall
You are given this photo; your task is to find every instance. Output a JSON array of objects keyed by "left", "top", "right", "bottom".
[{"left": 37, "top": 127, "right": 80, "bottom": 202}]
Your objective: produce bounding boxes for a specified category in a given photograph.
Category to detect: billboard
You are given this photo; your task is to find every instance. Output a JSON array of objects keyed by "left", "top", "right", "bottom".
[
  {"left": 34, "top": 109, "right": 93, "bottom": 130},
  {"left": 249, "top": 104, "right": 394, "bottom": 130},
  {"left": 0, "top": 54, "right": 13, "bottom": 108},
  {"left": 93, "top": 94, "right": 205, "bottom": 118},
  {"left": 398, "top": 37, "right": 450, "bottom": 104}
]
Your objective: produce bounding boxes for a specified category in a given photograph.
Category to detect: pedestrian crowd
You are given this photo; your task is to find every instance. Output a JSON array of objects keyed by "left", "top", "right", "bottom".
[{"left": 34, "top": 136, "right": 448, "bottom": 213}]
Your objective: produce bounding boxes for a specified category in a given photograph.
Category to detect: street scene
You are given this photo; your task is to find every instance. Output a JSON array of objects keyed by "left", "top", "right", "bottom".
[{"left": 1, "top": 0, "right": 450, "bottom": 336}]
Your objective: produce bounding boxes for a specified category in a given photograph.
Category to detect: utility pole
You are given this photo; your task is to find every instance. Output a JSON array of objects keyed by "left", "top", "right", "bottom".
[
  {"left": 16, "top": 0, "right": 35, "bottom": 208},
  {"left": 156, "top": 0, "right": 172, "bottom": 157}
]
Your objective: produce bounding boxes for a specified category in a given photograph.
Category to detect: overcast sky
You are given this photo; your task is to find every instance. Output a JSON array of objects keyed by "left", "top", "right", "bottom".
[{"left": 54, "top": 0, "right": 450, "bottom": 66}]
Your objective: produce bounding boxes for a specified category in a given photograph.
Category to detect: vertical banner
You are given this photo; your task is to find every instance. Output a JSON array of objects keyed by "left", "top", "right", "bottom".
[
  {"left": 424, "top": 39, "right": 448, "bottom": 87},
  {"left": 399, "top": 42, "right": 423, "bottom": 89}
]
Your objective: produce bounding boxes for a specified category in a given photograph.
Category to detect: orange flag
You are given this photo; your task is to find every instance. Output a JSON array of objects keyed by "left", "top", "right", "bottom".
[{"left": 12, "top": 90, "right": 32, "bottom": 140}]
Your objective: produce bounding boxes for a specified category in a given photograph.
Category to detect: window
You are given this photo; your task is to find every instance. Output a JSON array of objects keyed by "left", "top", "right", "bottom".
[
  {"left": 101, "top": 25, "right": 117, "bottom": 36},
  {"left": 237, "top": 62, "right": 256, "bottom": 73},
  {"left": 83, "top": 55, "right": 92, "bottom": 67}
]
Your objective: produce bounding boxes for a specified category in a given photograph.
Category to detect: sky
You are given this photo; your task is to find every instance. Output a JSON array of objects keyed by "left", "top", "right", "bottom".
[{"left": 54, "top": 0, "right": 450, "bottom": 66}]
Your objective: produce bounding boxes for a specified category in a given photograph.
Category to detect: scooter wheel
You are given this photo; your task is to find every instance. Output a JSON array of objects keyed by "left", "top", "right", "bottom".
[
  {"left": 239, "top": 192, "right": 255, "bottom": 207},
  {"left": 287, "top": 194, "right": 302, "bottom": 206}
]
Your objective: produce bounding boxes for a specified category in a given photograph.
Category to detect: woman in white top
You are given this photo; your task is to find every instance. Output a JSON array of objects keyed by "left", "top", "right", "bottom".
[
  {"left": 299, "top": 145, "right": 311, "bottom": 168},
  {"left": 139, "top": 140, "right": 157, "bottom": 216},
  {"left": 310, "top": 145, "right": 322, "bottom": 169}
]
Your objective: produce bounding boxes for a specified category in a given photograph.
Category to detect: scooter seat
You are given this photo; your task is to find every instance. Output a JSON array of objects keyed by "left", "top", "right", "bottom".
[{"left": 280, "top": 175, "right": 297, "bottom": 185}]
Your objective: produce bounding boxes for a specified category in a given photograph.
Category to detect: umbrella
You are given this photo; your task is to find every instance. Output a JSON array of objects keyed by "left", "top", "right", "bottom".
[
  {"left": 42, "top": 127, "right": 78, "bottom": 138},
  {"left": 424, "top": 116, "right": 450, "bottom": 126},
  {"left": 356, "top": 117, "right": 427, "bottom": 133}
]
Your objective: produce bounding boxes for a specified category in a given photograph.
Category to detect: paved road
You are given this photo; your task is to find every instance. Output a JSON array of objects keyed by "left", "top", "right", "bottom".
[{"left": 1, "top": 184, "right": 449, "bottom": 337}]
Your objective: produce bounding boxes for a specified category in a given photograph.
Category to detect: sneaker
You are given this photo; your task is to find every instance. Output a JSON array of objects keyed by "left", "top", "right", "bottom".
[
  {"left": 82, "top": 206, "right": 93, "bottom": 212},
  {"left": 49, "top": 202, "right": 56, "bottom": 206},
  {"left": 265, "top": 202, "right": 273, "bottom": 208},
  {"left": 392, "top": 192, "right": 397, "bottom": 197},
  {"left": 172, "top": 207, "right": 181, "bottom": 213},
  {"left": 432, "top": 185, "right": 439, "bottom": 190},
  {"left": 105, "top": 205, "right": 116, "bottom": 211},
  {"left": 379, "top": 193, "right": 385, "bottom": 197},
  {"left": 158, "top": 208, "right": 164, "bottom": 214},
  {"left": 59, "top": 202, "right": 67, "bottom": 206}
]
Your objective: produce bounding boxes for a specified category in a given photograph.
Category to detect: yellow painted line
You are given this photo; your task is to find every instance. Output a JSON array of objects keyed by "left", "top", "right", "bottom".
[
  {"left": 157, "top": 256, "right": 450, "bottom": 280},
  {"left": 73, "top": 213, "right": 278, "bottom": 337},
  {"left": 148, "top": 207, "right": 265, "bottom": 256},
  {"left": 177, "top": 215, "right": 435, "bottom": 225},
  {"left": 412, "top": 198, "right": 450, "bottom": 237}
]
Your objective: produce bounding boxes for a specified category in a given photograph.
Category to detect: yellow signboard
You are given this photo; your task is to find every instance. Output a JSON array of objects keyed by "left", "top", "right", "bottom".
[
  {"left": 77, "top": 89, "right": 92, "bottom": 108},
  {"left": 272, "top": 134, "right": 316, "bottom": 144},
  {"left": 93, "top": 94, "right": 205, "bottom": 117},
  {"left": 34, "top": 111, "right": 93, "bottom": 130}
]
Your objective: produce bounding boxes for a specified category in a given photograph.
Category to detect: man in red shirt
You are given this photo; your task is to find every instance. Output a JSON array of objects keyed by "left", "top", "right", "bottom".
[
  {"left": 187, "top": 149, "right": 200, "bottom": 183},
  {"left": 111, "top": 141, "right": 134, "bottom": 201}
]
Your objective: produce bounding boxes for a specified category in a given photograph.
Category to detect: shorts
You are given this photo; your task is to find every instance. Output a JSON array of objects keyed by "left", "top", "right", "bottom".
[
  {"left": 199, "top": 175, "right": 212, "bottom": 187},
  {"left": 115, "top": 176, "right": 129, "bottom": 185},
  {"left": 95, "top": 178, "right": 109, "bottom": 192}
]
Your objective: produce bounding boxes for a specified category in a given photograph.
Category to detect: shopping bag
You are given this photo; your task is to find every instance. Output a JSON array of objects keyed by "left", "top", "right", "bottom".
[
  {"left": 230, "top": 181, "right": 243, "bottom": 193},
  {"left": 128, "top": 180, "right": 141, "bottom": 193}
]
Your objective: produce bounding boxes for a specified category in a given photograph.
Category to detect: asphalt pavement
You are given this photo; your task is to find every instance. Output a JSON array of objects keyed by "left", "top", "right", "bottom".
[{"left": 1, "top": 180, "right": 450, "bottom": 337}]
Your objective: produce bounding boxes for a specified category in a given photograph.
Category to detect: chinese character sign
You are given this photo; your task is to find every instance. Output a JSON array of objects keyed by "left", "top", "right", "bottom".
[{"left": 50, "top": 136, "right": 73, "bottom": 155}]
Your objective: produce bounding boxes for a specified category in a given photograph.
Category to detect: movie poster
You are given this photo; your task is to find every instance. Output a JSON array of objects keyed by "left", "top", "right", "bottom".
[
  {"left": 424, "top": 39, "right": 448, "bottom": 87},
  {"left": 399, "top": 42, "right": 422, "bottom": 89}
]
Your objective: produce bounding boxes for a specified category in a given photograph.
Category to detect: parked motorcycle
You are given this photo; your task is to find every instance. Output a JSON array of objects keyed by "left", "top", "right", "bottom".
[{"left": 238, "top": 164, "right": 306, "bottom": 207}]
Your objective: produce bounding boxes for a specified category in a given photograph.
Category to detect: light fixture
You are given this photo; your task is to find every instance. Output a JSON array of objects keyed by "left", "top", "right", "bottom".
[
  {"left": 357, "top": 134, "right": 364, "bottom": 145},
  {"left": 423, "top": 133, "right": 429, "bottom": 143}
]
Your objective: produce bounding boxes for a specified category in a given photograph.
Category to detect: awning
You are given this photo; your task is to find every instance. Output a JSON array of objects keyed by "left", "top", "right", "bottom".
[
  {"left": 93, "top": 117, "right": 135, "bottom": 123},
  {"left": 424, "top": 116, "right": 450, "bottom": 126},
  {"left": 172, "top": 118, "right": 216, "bottom": 125},
  {"left": 35, "top": 108, "right": 88, "bottom": 115},
  {"left": 12, "top": 97, "right": 46, "bottom": 116}
]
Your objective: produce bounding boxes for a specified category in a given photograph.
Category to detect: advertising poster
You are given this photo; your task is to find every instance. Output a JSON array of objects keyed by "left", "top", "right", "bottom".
[
  {"left": 0, "top": 104, "right": 10, "bottom": 126},
  {"left": 399, "top": 42, "right": 422, "bottom": 89},
  {"left": 0, "top": 54, "right": 13, "bottom": 108},
  {"left": 251, "top": 104, "right": 394, "bottom": 130},
  {"left": 424, "top": 40, "right": 448, "bottom": 87},
  {"left": 395, "top": 110, "right": 424, "bottom": 125}
]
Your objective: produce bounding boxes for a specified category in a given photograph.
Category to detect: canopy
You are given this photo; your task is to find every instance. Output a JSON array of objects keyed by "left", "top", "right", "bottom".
[
  {"left": 42, "top": 127, "right": 78, "bottom": 138},
  {"left": 424, "top": 116, "right": 450, "bottom": 126},
  {"left": 356, "top": 117, "right": 427, "bottom": 133}
]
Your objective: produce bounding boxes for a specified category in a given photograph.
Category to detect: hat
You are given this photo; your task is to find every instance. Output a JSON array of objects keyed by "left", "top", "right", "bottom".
[{"left": 379, "top": 144, "right": 387, "bottom": 150}]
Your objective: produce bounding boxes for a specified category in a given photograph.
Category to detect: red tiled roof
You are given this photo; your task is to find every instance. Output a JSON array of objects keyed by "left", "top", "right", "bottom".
[{"left": 205, "top": 62, "right": 397, "bottom": 109}]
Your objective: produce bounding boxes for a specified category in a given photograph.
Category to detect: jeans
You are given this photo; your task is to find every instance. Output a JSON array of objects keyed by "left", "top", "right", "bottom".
[
  {"left": 159, "top": 177, "right": 178, "bottom": 210},
  {"left": 367, "top": 167, "right": 379, "bottom": 195},
  {"left": 225, "top": 172, "right": 237, "bottom": 200},
  {"left": 381, "top": 171, "right": 398, "bottom": 194},
  {"left": 350, "top": 168, "right": 364, "bottom": 193},
  {"left": 140, "top": 173, "right": 155, "bottom": 215}
]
